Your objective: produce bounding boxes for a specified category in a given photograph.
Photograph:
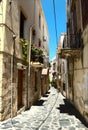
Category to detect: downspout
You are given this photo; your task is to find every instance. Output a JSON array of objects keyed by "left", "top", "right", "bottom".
[
  {"left": 9, "top": 0, "right": 16, "bottom": 126},
  {"left": 27, "top": 0, "right": 35, "bottom": 107},
  {"left": 11, "top": 35, "right": 16, "bottom": 119},
  {"left": 28, "top": 25, "right": 35, "bottom": 107}
]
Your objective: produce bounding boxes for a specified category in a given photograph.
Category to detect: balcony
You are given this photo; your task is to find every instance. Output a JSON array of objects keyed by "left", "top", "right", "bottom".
[
  {"left": 58, "top": 48, "right": 81, "bottom": 59},
  {"left": 31, "top": 45, "right": 44, "bottom": 67},
  {"left": 58, "top": 31, "right": 82, "bottom": 59},
  {"left": 71, "top": 31, "right": 83, "bottom": 47},
  {"left": 19, "top": 39, "right": 45, "bottom": 67},
  {"left": 43, "top": 36, "right": 47, "bottom": 42},
  {"left": 19, "top": 38, "right": 28, "bottom": 62}
]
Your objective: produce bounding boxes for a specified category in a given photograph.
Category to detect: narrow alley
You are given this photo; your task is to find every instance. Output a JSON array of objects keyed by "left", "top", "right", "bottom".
[
  {"left": 0, "top": 87, "right": 88, "bottom": 130},
  {"left": 1, "top": 0, "right": 88, "bottom": 129}
]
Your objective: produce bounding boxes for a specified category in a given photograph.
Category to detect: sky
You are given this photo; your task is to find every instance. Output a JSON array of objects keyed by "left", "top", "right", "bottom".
[{"left": 41, "top": 0, "right": 66, "bottom": 61}]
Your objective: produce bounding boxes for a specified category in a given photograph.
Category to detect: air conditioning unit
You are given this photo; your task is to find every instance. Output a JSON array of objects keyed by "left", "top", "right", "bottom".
[
  {"left": 17, "top": 63, "right": 27, "bottom": 70},
  {"left": 43, "top": 36, "right": 47, "bottom": 41}
]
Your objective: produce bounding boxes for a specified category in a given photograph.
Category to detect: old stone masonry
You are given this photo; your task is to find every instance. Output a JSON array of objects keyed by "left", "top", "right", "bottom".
[{"left": 0, "top": 87, "right": 88, "bottom": 130}]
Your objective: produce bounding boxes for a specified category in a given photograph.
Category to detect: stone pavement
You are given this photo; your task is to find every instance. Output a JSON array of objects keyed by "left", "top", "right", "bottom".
[{"left": 0, "top": 87, "right": 88, "bottom": 130}]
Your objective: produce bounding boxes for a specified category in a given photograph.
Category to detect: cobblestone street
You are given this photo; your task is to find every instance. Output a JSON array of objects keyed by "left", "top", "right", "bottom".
[{"left": 0, "top": 87, "right": 88, "bottom": 130}]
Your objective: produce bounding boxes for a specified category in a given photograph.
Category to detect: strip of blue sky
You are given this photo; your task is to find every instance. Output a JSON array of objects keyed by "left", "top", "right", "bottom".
[{"left": 41, "top": 0, "right": 66, "bottom": 61}]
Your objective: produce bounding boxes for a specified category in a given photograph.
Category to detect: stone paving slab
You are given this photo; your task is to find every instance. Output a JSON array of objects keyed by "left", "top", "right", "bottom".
[{"left": 0, "top": 87, "right": 88, "bottom": 130}]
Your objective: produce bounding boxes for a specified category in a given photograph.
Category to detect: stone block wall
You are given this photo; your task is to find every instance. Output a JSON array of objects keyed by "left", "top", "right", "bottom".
[
  {"left": 0, "top": 52, "right": 16, "bottom": 120},
  {"left": 72, "top": 23, "right": 88, "bottom": 123},
  {"left": 29, "top": 67, "right": 42, "bottom": 107},
  {"left": 41, "top": 73, "right": 49, "bottom": 96},
  {"left": 0, "top": 52, "right": 28, "bottom": 121},
  {"left": 0, "top": 54, "right": 3, "bottom": 120},
  {"left": 29, "top": 67, "right": 49, "bottom": 107}
]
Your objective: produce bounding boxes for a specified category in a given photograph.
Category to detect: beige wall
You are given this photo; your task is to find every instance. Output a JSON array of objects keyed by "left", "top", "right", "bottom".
[
  {"left": 0, "top": 0, "right": 49, "bottom": 121},
  {"left": 74, "top": 25, "right": 88, "bottom": 117},
  {"left": 73, "top": 0, "right": 88, "bottom": 120},
  {"left": 30, "top": 67, "right": 41, "bottom": 106},
  {"left": 18, "top": 0, "right": 49, "bottom": 63},
  {"left": 66, "top": 0, "right": 88, "bottom": 122}
]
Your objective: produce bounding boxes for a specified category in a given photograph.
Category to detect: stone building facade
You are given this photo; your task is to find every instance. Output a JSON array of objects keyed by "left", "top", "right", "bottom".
[
  {"left": 0, "top": 0, "right": 29, "bottom": 121},
  {"left": 29, "top": 0, "right": 49, "bottom": 106},
  {"left": 57, "top": 33, "right": 67, "bottom": 96},
  {"left": 58, "top": 0, "right": 88, "bottom": 123},
  {"left": 0, "top": 0, "right": 49, "bottom": 121}
]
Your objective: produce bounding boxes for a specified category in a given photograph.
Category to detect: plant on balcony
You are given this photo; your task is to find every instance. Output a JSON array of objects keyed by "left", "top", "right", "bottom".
[
  {"left": 20, "top": 38, "right": 28, "bottom": 61},
  {"left": 31, "top": 44, "right": 44, "bottom": 63}
]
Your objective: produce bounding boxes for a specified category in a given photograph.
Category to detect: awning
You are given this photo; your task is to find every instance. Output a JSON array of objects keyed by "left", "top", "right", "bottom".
[
  {"left": 58, "top": 48, "right": 81, "bottom": 59},
  {"left": 42, "top": 68, "right": 48, "bottom": 75},
  {"left": 31, "top": 62, "right": 44, "bottom": 68}
]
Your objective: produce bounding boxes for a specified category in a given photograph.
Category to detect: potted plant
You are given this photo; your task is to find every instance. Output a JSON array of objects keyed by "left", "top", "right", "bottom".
[
  {"left": 20, "top": 38, "right": 28, "bottom": 61},
  {"left": 31, "top": 44, "right": 44, "bottom": 63}
]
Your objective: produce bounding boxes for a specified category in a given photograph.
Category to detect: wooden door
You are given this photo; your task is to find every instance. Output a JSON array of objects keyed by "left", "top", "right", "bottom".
[
  {"left": 41, "top": 76, "right": 44, "bottom": 96},
  {"left": 18, "top": 70, "right": 23, "bottom": 109}
]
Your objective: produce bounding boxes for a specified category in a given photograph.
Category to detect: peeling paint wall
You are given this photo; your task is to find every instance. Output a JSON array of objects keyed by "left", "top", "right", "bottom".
[
  {"left": 66, "top": 0, "right": 88, "bottom": 123},
  {"left": 72, "top": 1, "right": 88, "bottom": 122}
]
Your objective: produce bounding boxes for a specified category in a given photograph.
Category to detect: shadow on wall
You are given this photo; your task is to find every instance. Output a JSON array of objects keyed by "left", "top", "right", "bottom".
[{"left": 56, "top": 99, "right": 88, "bottom": 127}]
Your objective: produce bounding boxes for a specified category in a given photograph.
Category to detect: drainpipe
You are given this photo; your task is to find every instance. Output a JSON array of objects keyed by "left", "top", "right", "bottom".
[
  {"left": 28, "top": 24, "right": 35, "bottom": 108},
  {"left": 11, "top": 34, "right": 16, "bottom": 119},
  {"left": 27, "top": 0, "right": 36, "bottom": 108}
]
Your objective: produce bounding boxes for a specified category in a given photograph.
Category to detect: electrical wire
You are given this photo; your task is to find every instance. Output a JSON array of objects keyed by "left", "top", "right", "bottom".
[{"left": 53, "top": 0, "right": 58, "bottom": 46}]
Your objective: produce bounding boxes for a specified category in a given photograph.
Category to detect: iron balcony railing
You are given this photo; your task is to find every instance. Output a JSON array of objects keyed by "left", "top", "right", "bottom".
[{"left": 67, "top": 30, "right": 83, "bottom": 49}]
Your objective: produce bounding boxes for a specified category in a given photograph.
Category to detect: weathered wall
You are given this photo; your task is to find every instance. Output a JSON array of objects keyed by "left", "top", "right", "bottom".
[
  {"left": 0, "top": 52, "right": 28, "bottom": 121},
  {"left": 70, "top": 0, "right": 88, "bottom": 122},
  {"left": 81, "top": 25, "right": 88, "bottom": 121},
  {"left": 29, "top": 67, "right": 49, "bottom": 107},
  {"left": 29, "top": 67, "right": 41, "bottom": 107},
  {"left": 0, "top": 0, "right": 49, "bottom": 121},
  {"left": 0, "top": 54, "right": 3, "bottom": 120},
  {"left": 4, "top": 0, "right": 21, "bottom": 57},
  {"left": 73, "top": 25, "right": 88, "bottom": 121},
  {"left": 41, "top": 75, "right": 49, "bottom": 96}
]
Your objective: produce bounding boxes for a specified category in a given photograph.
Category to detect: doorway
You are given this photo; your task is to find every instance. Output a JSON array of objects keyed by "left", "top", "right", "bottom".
[{"left": 18, "top": 70, "right": 23, "bottom": 109}]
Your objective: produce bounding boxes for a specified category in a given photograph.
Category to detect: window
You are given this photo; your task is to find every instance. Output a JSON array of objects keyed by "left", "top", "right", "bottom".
[
  {"left": 81, "top": 0, "right": 88, "bottom": 29},
  {"left": 32, "top": 29, "right": 36, "bottom": 45},
  {"left": 43, "top": 25, "right": 44, "bottom": 36},
  {"left": 39, "top": 39, "right": 41, "bottom": 47},
  {"left": 67, "top": 0, "right": 70, "bottom": 5},
  {"left": 20, "top": 11, "right": 26, "bottom": 38},
  {"left": 53, "top": 63, "right": 56, "bottom": 71},
  {"left": 39, "top": 13, "right": 41, "bottom": 29},
  {"left": 73, "top": 5, "right": 77, "bottom": 32}
]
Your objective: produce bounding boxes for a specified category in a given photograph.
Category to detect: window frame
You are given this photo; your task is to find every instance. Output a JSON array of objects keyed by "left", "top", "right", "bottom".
[
  {"left": 20, "top": 11, "right": 26, "bottom": 38},
  {"left": 39, "top": 13, "right": 41, "bottom": 29}
]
